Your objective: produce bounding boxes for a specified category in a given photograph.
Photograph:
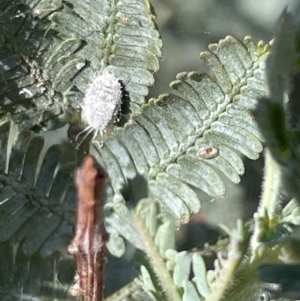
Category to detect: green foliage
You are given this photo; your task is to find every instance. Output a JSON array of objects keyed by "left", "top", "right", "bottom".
[
  {"left": 0, "top": 0, "right": 161, "bottom": 130},
  {"left": 1, "top": 1, "right": 300, "bottom": 301},
  {"left": 100, "top": 35, "right": 268, "bottom": 254},
  {"left": 0, "top": 127, "right": 78, "bottom": 257}
]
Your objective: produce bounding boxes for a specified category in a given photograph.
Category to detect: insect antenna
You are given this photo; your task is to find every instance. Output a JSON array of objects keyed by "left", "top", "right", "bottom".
[{"left": 75, "top": 126, "right": 94, "bottom": 149}]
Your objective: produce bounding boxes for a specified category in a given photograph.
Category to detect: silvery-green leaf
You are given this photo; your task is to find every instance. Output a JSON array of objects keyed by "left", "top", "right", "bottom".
[
  {"left": 98, "top": 35, "right": 268, "bottom": 232},
  {"left": 173, "top": 251, "right": 192, "bottom": 287},
  {"left": 192, "top": 253, "right": 210, "bottom": 298},
  {"left": 182, "top": 280, "right": 202, "bottom": 301}
]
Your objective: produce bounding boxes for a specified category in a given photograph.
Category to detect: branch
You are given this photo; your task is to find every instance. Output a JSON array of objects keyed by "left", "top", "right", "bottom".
[{"left": 68, "top": 156, "right": 108, "bottom": 301}]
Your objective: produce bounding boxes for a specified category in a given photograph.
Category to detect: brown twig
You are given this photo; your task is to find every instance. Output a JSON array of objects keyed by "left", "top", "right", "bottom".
[{"left": 68, "top": 155, "right": 108, "bottom": 301}]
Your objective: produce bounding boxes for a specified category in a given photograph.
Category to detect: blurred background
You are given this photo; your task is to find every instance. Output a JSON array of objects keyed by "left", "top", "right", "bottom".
[{"left": 150, "top": 0, "right": 297, "bottom": 97}]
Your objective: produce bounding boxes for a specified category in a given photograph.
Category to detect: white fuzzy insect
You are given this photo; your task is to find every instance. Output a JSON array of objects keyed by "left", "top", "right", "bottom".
[{"left": 77, "top": 71, "right": 123, "bottom": 145}]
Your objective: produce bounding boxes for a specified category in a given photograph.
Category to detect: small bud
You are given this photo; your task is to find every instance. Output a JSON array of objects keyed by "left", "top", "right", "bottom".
[{"left": 197, "top": 146, "right": 219, "bottom": 160}]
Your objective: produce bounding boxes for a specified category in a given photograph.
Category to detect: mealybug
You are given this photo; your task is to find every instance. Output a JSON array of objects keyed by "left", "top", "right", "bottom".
[{"left": 76, "top": 71, "right": 123, "bottom": 145}]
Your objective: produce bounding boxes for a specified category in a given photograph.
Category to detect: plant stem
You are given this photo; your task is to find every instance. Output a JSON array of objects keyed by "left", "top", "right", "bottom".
[
  {"left": 68, "top": 156, "right": 108, "bottom": 301},
  {"left": 251, "top": 148, "right": 283, "bottom": 258},
  {"left": 258, "top": 148, "right": 283, "bottom": 219},
  {"left": 133, "top": 212, "right": 181, "bottom": 301},
  {"left": 204, "top": 227, "right": 244, "bottom": 301}
]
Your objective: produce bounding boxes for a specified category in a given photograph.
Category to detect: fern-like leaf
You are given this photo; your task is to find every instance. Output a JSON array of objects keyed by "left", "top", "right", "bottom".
[
  {"left": 96, "top": 36, "right": 269, "bottom": 244},
  {"left": 0, "top": 120, "right": 79, "bottom": 257},
  {"left": 0, "top": 0, "right": 161, "bottom": 130},
  {"left": 0, "top": 243, "right": 76, "bottom": 301},
  {"left": 0, "top": 120, "right": 81, "bottom": 299}
]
